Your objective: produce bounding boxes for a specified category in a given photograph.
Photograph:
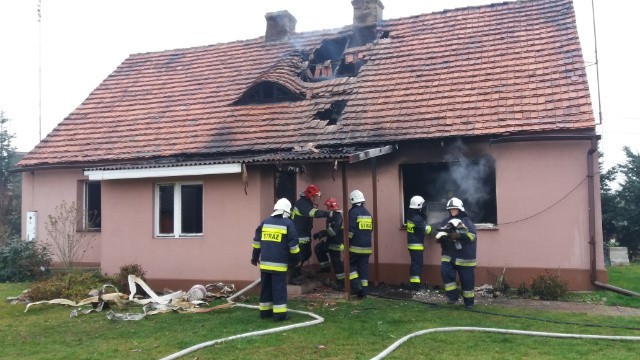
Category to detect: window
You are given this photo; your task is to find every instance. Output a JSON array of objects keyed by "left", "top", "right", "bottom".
[
  {"left": 401, "top": 158, "right": 497, "bottom": 225},
  {"left": 234, "top": 81, "right": 302, "bottom": 104},
  {"left": 274, "top": 168, "right": 298, "bottom": 205},
  {"left": 155, "top": 182, "right": 203, "bottom": 237},
  {"left": 84, "top": 181, "right": 101, "bottom": 230}
]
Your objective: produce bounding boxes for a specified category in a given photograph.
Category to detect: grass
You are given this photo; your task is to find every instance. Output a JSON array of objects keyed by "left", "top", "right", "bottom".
[
  {"left": 2, "top": 264, "right": 640, "bottom": 359},
  {"left": 563, "top": 262, "right": 640, "bottom": 308}
]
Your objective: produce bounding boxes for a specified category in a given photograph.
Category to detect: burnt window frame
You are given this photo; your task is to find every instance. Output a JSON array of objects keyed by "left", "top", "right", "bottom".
[{"left": 400, "top": 158, "right": 497, "bottom": 226}]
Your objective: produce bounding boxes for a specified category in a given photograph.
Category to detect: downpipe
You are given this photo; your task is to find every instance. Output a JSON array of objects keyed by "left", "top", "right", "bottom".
[{"left": 587, "top": 137, "right": 639, "bottom": 297}]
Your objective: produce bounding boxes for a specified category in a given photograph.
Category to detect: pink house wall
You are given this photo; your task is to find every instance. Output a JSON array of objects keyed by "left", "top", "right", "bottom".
[
  {"left": 21, "top": 139, "right": 604, "bottom": 290},
  {"left": 21, "top": 170, "right": 101, "bottom": 266},
  {"left": 301, "top": 140, "right": 605, "bottom": 289}
]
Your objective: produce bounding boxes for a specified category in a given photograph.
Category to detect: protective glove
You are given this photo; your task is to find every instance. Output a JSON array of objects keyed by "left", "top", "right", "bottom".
[
  {"left": 250, "top": 259, "right": 258, "bottom": 266},
  {"left": 435, "top": 231, "right": 448, "bottom": 240}
]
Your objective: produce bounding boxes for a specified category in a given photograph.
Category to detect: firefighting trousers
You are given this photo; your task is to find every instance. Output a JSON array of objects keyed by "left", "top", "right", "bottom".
[
  {"left": 259, "top": 271, "right": 288, "bottom": 319},
  {"left": 314, "top": 242, "right": 344, "bottom": 278},
  {"left": 349, "top": 253, "right": 370, "bottom": 292},
  {"left": 409, "top": 249, "right": 424, "bottom": 283},
  {"left": 290, "top": 241, "right": 313, "bottom": 279},
  {"left": 440, "top": 260, "right": 475, "bottom": 306},
  {"left": 299, "top": 241, "right": 312, "bottom": 264}
]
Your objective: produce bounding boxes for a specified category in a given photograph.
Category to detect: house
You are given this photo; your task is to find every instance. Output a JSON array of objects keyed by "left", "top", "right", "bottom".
[{"left": 18, "top": 0, "right": 606, "bottom": 291}]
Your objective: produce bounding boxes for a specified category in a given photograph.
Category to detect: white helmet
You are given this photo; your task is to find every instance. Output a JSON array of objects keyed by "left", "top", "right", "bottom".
[
  {"left": 272, "top": 198, "right": 292, "bottom": 217},
  {"left": 349, "top": 189, "right": 365, "bottom": 204},
  {"left": 409, "top": 195, "right": 425, "bottom": 209},
  {"left": 446, "top": 197, "right": 465, "bottom": 212}
]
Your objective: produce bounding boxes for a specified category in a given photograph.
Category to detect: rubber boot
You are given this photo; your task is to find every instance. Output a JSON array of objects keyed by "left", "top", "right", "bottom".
[{"left": 289, "top": 267, "right": 304, "bottom": 285}]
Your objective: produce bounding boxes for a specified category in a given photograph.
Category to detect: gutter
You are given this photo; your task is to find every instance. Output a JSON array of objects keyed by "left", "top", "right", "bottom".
[
  {"left": 491, "top": 134, "right": 638, "bottom": 297},
  {"left": 587, "top": 138, "right": 640, "bottom": 296}
]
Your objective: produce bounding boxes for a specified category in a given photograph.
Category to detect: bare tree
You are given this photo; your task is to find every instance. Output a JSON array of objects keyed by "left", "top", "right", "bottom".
[{"left": 44, "top": 200, "right": 96, "bottom": 269}]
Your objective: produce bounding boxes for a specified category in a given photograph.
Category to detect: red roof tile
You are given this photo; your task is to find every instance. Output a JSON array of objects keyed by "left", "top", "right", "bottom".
[{"left": 19, "top": 0, "right": 595, "bottom": 168}]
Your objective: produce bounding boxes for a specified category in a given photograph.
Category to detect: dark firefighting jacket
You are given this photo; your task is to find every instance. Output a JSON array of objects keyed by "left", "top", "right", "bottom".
[
  {"left": 437, "top": 214, "right": 477, "bottom": 267},
  {"left": 348, "top": 204, "right": 373, "bottom": 254},
  {"left": 291, "top": 196, "right": 329, "bottom": 243},
  {"left": 315, "top": 211, "right": 344, "bottom": 251},
  {"left": 405, "top": 209, "right": 426, "bottom": 251},
  {"left": 252, "top": 215, "right": 300, "bottom": 273}
]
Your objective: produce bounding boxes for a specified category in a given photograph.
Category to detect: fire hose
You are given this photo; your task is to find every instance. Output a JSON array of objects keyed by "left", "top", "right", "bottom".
[
  {"left": 370, "top": 327, "right": 640, "bottom": 360},
  {"left": 160, "top": 278, "right": 324, "bottom": 360},
  {"left": 161, "top": 279, "right": 640, "bottom": 360}
]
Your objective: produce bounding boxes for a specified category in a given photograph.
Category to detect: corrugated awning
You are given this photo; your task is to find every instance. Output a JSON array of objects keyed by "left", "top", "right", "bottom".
[{"left": 82, "top": 145, "right": 397, "bottom": 180}]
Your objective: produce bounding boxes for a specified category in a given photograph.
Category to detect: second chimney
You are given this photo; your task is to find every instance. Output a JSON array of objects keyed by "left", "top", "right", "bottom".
[
  {"left": 265, "top": 10, "right": 297, "bottom": 42},
  {"left": 352, "top": 0, "right": 384, "bottom": 28}
]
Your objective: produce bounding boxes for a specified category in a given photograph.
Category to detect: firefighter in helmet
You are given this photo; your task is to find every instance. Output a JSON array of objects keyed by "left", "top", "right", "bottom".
[
  {"left": 251, "top": 198, "right": 300, "bottom": 320},
  {"left": 405, "top": 195, "right": 428, "bottom": 291},
  {"left": 289, "top": 184, "right": 332, "bottom": 285},
  {"left": 347, "top": 189, "right": 373, "bottom": 298},
  {"left": 435, "top": 197, "right": 477, "bottom": 309},
  {"left": 313, "top": 197, "right": 345, "bottom": 290}
]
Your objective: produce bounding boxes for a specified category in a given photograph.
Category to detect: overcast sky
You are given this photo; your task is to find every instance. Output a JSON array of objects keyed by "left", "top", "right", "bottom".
[{"left": 0, "top": 0, "right": 638, "bottom": 170}]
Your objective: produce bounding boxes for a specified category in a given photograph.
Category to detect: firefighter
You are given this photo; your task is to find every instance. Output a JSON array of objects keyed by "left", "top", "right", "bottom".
[
  {"left": 348, "top": 189, "right": 373, "bottom": 299},
  {"left": 312, "top": 197, "right": 345, "bottom": 290},
  {"left": 251, "top": 198, "right": 300, "bottom": 321},
  {"left": 435, "top": 197, "right": 477, "bottom": 309},
  {"left": 289, "top": 184, "right": 332, "bottom": 285},
  {"left": 405, "top": 195, "right": 427, "bottom": 291}
]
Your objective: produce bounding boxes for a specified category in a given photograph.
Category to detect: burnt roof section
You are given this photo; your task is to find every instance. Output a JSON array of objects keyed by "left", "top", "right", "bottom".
[{"left": 19, "top": 0, "right": 595, "bottom": 168}]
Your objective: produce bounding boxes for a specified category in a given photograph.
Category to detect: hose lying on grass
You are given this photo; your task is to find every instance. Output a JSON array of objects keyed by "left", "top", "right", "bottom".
[
  {"left": 370, "top": 326, "right": 640, "bottom": 360},
  {"left": 162, "top": 281, "right": 640, "bottom": 360},
  {"left": 160, "top": 278, "right": 324, "bottom": 360}
]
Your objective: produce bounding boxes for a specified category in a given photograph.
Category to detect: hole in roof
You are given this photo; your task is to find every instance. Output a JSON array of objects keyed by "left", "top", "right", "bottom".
[
  {"left": 234, "top": 81, "right": 303, "bottom": 105},
  {"left": 313, "top": 100, "right": 347, "bottom": 126},
  {"left": 299, "top": 36, "right": 371, "bottom": 82}
]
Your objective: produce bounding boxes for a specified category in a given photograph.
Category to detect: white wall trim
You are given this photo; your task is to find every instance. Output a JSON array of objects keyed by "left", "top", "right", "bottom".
[{"left": 84, "top": 163, "right": 241, "bottom": 180}]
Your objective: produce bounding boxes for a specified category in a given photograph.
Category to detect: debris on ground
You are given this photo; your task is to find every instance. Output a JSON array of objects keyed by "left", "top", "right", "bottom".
[{"left": 19, "top": 275, "right": 239, "bottom": 320}]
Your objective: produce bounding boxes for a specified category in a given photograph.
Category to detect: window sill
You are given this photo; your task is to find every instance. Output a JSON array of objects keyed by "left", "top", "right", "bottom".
[
  {"left": 476, "top": 223, "right": 498, "bottom": 230},
  {"left": 155, "top": 235, "right": 204, "bottom": 239}
]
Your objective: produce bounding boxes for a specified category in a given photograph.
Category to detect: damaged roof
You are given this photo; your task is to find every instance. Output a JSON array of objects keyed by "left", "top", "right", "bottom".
[{"left": 19, "top": 0, "right": 595, "bottom": 168}]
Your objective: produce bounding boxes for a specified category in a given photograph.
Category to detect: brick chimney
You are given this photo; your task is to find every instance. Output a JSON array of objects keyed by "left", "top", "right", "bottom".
[
  {"left": 352, "top": 0, "right": 384, "bottom": 28},
  {"left": 265, "top": 10, "right": 297, "bottom": 42}
]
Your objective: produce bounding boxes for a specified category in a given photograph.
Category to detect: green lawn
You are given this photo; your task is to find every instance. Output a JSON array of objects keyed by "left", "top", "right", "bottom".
[
  {"left": 2, "top": 265, "right": 640, "bottom": 360},
  {"left": 564, "top": 262, "right": 640, "bottom": 308}
]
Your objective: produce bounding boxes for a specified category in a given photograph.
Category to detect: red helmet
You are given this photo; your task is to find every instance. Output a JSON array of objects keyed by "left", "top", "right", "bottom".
[
  {"left": 324, "top": 197, "right": 340, "bottom": 210},
  {"left": 304, "top": 184, "right": 321, "bottom": 198}
]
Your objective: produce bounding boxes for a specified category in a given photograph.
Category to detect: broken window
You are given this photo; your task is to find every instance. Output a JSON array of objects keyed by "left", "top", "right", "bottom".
[
  {"left": 156, "top": 182, "right": 203, "bottom": 237},
  {"left": 235, "top": 81, "right": 302, "bottom": 104},
  {"left": 83, "top": 181, "right": 101, "bottom": 230},
  {"left": 274, "top": 168, "right": 298, "bottom": 205},
  {"left": 313, "top": 100, "right": 347, "bottom": 125},
  {"left": 401, "top": 158, "right": 497, "bottom": 225}
]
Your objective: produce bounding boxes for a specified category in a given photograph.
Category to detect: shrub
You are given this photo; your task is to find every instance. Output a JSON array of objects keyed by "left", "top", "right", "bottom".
[
  {"left": 530, "top": 272, "right": 568, "bottom": 300},
  {"left": 517, "top": 282, "right": 531, "bottom": 298},
  {"left": 27, "top": 270, "right": 106, "bottom": 302},
  {"left": 0, "top": 239, "right": 52, "bottom": 282},
  {"left": 495, "top": 273, "right": 510, "bottom": 294},
  {"left": 108, "top": 263, "right": 147, "bottom": 294}
]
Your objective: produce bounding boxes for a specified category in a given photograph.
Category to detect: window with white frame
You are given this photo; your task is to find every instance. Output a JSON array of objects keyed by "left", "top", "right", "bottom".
[
  {"left": 84, "top": 181, "right": 101, "bottom": 230},
  {"left": 155, "top": 182, "right": 203, "bottom": 237}
]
